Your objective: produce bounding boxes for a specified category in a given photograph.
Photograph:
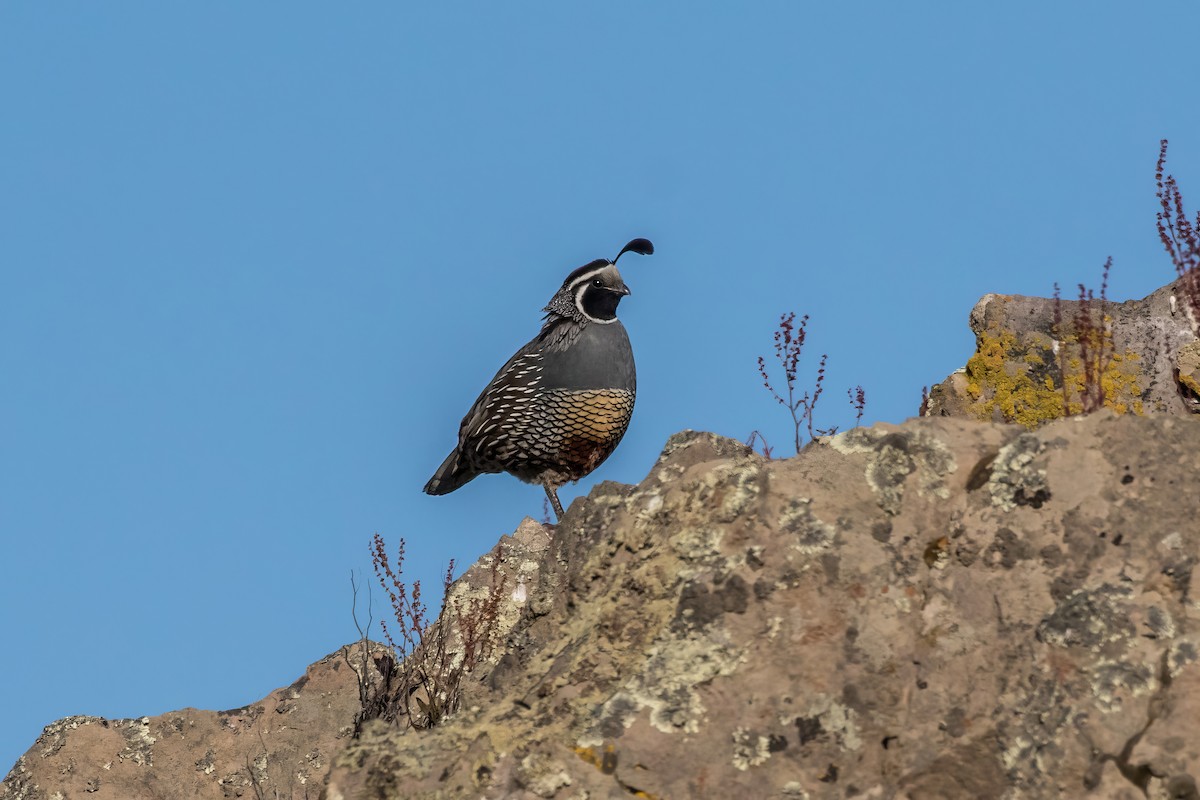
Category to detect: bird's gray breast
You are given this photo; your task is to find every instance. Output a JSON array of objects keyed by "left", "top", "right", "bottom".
[{"left": 539, "top": 320, "right": 635, "bottom": 393}]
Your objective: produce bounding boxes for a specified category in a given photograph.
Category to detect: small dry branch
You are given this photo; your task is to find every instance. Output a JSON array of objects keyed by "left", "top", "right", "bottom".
[
  {"left": 756, "top": 312, "right": 862, "bottom": 453},
  {"left": 1051, "top": 257, "right": 1117, "bottom": 415},
  {"left": 351, "top": 534, "right": 508, "bottom": 734},
  {"left": 1156, "top": 139, "right": 1200, "bottom": 333}
]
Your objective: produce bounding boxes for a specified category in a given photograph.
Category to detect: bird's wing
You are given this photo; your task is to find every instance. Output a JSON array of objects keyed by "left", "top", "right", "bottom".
[{"left": 456, "top": 337, "right": 544, "bottom": 445}]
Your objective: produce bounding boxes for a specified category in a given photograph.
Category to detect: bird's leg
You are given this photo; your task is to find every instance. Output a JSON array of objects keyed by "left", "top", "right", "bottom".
[{"left": 543, "top": 484, "right": 565, "bottom": 521}]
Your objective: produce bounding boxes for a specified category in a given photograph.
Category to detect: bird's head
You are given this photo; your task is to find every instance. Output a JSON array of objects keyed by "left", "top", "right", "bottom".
[{"left": 547, "top": 238, "right": 654, "bottom": 324}]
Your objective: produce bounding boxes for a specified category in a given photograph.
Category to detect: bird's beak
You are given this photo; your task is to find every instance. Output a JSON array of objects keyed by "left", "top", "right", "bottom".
[{"left": 616, "top": 281, "right": 631, "bottom": 297}]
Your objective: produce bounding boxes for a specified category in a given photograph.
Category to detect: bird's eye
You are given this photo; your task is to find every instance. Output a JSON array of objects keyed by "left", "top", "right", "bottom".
[{"left": 592, "top": 279, "right": 603, "bottom": 287}]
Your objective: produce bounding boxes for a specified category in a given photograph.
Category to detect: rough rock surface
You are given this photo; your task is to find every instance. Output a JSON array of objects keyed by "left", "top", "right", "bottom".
[
  {"left": 325, "top": 414, "right": 1200, "bottom": 800},
  {"left": 7, "top": 413, "right": 1200, "bottom": 800},
  {"left": 1, "top": 522, "right": 550, "bottom": 800},
  {"left": 1, "top": 645, "right": 371, "bottom": 800},
  {"left": 925, "top": 275, "right": 1200, "bottom": 425}
]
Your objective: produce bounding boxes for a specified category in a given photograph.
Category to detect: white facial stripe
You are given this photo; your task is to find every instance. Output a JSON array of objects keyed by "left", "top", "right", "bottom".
[
  {"left": 573, "top": 281, "right": 620, "bottom": 324},
  {"left": 567, "top": 263, "right": 612, "bottom": 293}
]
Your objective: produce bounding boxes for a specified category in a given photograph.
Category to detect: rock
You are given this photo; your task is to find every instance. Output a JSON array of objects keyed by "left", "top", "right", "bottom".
[
  {"left": 322, "top": 413, "right": 1200, "bottom": 800},
  {"left": 924, "top": 276, "right": 1200, "bottom": 425},
  {"left": 1, "top": 644, "right": 374, "bottom": 800},
  {"left": 1177, "top": 340, "right": 1200, "bottom": 412},
  {"left": 2, "top": 523, "right": 553, "bottom": 800},
  {"left": 7, "top": 412, "right": 1200, "bottom": 799}
]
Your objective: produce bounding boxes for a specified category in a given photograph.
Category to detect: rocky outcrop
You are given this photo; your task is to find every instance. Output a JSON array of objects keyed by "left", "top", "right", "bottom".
[
  {"left": 1, "top": 525, "right": 551, "bottom": 800},
  {"left": 7, "top": 415, "right": 1200, "bottom": 799},
  {"left": 325, "top": 413, "right": 1200, "bottom": 800},
  {"left": 1, "top": 644, "right": 372, "bottom": 800},
  {"left": 924, "top": 275, "right": 1200, "bottom": 425}
]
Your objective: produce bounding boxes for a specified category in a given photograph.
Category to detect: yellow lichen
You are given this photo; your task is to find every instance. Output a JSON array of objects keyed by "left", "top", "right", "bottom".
[
  {"left": 1175, "top": 341, "right": 1200, "bottom": 404},
  {"left": 964, "top": 311, "right": 1144, "bottom": 429},
  {"left": 1061, "top": 335, "right": 1144, "bottom": 417},
  {"left": 574, "top": 745, "right": 660, "bottom": 799},
  {"left": 1182, "top": 371, "right": 1200, "bottom": 397},
  {"left": 1100, "top": 352, "right": 1144, "bottom": 415},
  {"left": 573, "top": 745, "right": 614, "bottom": 771},
  {"left": 964, "top": 328, "right": 1065, "bottom": 428}
]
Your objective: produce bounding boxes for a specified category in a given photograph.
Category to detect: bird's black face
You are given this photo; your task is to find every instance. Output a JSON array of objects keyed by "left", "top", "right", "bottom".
[
  {"left": 572, "top": 263, "right": 630, "bottom": 323},
  {"left": 544, "top": 239, "right": 651, "bottom": 324}
]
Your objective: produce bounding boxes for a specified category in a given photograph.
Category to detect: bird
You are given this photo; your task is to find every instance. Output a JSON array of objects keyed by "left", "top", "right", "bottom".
[{"left": 423, "top": 238, "right": 654, "bottom": 521}]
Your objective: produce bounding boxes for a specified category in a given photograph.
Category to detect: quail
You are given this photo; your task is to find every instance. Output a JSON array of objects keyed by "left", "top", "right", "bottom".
[{"left": 423, "top": 238, "right": 654, "bottom": 520}]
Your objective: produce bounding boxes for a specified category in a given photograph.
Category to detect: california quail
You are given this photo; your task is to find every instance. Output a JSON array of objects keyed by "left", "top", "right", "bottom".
[{"left": 423, "top": 238, "right": 654, "bottom": 520}]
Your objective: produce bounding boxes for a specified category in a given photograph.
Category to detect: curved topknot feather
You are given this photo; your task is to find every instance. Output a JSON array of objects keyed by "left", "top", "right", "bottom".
[{"left": 614, "top": 238, "right": 654, "bottom": 263}]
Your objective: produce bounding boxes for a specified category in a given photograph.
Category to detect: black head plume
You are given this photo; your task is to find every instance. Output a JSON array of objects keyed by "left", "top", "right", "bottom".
[{"left": 613, "top": 238, "right": 654, "bottom": 264}]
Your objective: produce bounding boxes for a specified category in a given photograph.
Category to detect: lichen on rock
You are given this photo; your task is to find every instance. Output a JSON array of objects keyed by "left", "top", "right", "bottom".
[
  {"left": 9, "top": 412, "right": 1200, "bottom": 800},
  {"left": 986, "top": 432, "right": 1050, "bottom": 511},
  {"left": 923, "top": 283, "right": 1200, "bottom": 427}
]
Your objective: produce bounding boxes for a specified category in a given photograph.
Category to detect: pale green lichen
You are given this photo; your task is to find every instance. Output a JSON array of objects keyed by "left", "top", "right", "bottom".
[
  {"left": 829, "top": 427, "right": 956, "bottom": 515},
  {"left": 1169, "top": 640, "right": 1199, "bottom": 677},
  {"left": 517, "top": 752, "right": 573, "bottom": 797},
  {"left": 730, "top": 727, "right": 772, "bottom": 770},
  {"left": 817, "top": 698, "right": 862, "bottom": 751},
  {"left": 1090, "top": 659, "right": 1158, "bottom": 713},
  {"left": 593, "top": 630, "right": 744, "bottom": 737},
  {"left": 777, "top": 497, "right": 835, "bottom": 553},
  {"left": 116, "top": 718, "right": 156, "bottom": 767},
  {"left": 987, "top": 434, "right": 1049, "bottom": 512}
]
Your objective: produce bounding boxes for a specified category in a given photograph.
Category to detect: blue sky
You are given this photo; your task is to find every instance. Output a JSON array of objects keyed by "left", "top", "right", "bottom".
[{"left": 3, "top": 2, "right": 1199, "bottom": 772}]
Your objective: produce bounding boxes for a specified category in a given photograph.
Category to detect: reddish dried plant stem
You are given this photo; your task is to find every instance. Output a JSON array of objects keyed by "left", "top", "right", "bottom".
[
  {"left": 758, "top": 312, "right": 829, "bottom": 453},
  {"left": 1156, "top": 139, "right": 1200, "bottom": 331}
]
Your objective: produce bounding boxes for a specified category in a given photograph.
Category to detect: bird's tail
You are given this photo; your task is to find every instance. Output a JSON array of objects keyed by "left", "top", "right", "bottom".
[{"left": 423, "top": 449, "right": 478, "bottom": 495}]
